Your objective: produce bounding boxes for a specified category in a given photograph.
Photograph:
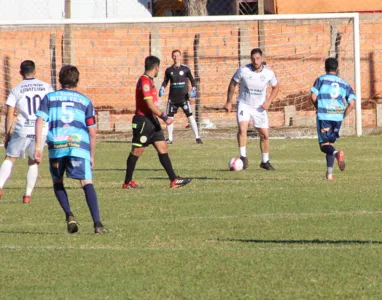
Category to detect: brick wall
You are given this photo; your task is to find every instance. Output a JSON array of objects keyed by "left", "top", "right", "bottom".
[{"left": 0, "top": 14, "right": 381, "bottom": 132}]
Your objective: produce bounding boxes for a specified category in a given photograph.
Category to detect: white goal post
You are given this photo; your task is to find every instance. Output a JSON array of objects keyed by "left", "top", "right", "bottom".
[{"left": 0, "top": 13, "right": 362, "bottom": 136}]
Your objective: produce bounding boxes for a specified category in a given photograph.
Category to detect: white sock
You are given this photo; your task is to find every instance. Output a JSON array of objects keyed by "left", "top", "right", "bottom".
[
  {"left": 333, "top": 151, "right": 338, "bottom": 158},
  {"left": 239, "top": 147, "right": 246, "bottom": 157},
  {"left": 188, "top": 116, "right": 199, "bottom": 139},
  {"left": 25, "top": 164, "right": 39, "bottom": 196},
  {"left": 167, "top": 117, "right": 174, "bottom": 141},
  {"left": 262, "top": 153, "right": 269, "bottom": 163},
  {"left": 0, "top": 159, "right": 13, "bottom": 189},
  {"left": 327, "top": 167, "right": 333, "bottom": 174}
]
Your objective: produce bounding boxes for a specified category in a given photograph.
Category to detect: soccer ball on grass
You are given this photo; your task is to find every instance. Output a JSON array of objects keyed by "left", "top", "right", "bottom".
[{"left": 228, "top": 157, "right": 243, "bottom": 171}]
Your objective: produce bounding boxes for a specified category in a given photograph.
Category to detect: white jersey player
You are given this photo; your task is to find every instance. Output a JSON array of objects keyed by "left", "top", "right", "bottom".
[
  {"left": 0, "top": 60, "right": 53, "bottom": 203},
  {"left": 224, "top": 48, "right": 279, "bottom": 170}
]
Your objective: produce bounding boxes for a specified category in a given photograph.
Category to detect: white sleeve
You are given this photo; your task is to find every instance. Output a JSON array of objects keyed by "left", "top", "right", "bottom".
[
  {"left": 5, "top": 89, "right": 17, "bottom": 107},
  {"left": 232, "top": 68, "right": 242, "bottom": 83},
  {"left": 269, "top": 71, "right": 278, "bottom": 87}
]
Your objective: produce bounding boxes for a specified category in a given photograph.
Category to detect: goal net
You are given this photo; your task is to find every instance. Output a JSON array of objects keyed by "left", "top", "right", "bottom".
[{"left": 0, "top": 14, "right": 361, "bottom": 139}]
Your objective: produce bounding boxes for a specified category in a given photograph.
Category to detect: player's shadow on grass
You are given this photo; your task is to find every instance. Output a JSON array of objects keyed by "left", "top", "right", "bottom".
[
  {"left": 0, "top": 230, "right": 60, "bottom": 235},
  {"left": 219, "top": 238, "right": 382, "bottom": 245},
  {"left": 94, "top": 168, "right": 164, "bottom": 172},
  {"left": 149, "top": 176, "right": 246, "bottom": 181}
]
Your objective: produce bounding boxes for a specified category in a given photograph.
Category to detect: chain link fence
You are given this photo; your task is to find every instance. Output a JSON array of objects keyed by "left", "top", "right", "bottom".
[{"left": 0, "top": 0, "right": 260, "bottom": 20}]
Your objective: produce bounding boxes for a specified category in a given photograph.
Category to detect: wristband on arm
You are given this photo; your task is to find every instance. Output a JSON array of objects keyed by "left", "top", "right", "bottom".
[{"left": 159, "top": 113, "right": 168, "bottom": 121}]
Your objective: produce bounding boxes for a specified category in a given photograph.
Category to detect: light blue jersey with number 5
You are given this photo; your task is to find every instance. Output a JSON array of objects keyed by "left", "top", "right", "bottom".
[
  {"left": 36, "top": 89, "right": 96, "bottom": 160},
  {"left": 311, "top": 74, "right": 356, "bottom": 121}
]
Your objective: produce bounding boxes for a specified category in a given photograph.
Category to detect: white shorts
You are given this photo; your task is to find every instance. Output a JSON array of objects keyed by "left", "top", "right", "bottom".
[
  {"left": 236, "top": 101, "right": 269, "bottom": 128},
  {"left": 6, "top": 132, "right": 47, "bottom": 159}
]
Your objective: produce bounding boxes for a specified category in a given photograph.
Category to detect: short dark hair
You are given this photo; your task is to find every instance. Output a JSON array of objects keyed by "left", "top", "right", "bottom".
[
  {"left": 20, "top": 60, "right": 35, "bottom": 76},
  {"left": 325, "top": 57, "right": 338, "bottom": 72},
  {"left": 172, "top": 49, "right": 181, "bottom": 56},
  {"left": 145, "top": 56, "right": 160, "bottom": 71},
  {"left": 59, "top": 65, "right": 79, "bottom": 88},
  {"left": 250, "top": 48, "right": 262, "bottom": 56}
]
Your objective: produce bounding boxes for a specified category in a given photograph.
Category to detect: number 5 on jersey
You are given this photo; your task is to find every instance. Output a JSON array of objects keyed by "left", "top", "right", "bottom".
[{"left": 62, "top": 102, "right": 74, "bottom": 123}]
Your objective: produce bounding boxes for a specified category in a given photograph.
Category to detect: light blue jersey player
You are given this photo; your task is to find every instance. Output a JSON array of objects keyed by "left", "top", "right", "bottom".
[
  {"left": 35, "top": 65, "right": 104, "bottom": 234},
  {"left": 311, "top": 57, "right": 356, "bottom": 180}
]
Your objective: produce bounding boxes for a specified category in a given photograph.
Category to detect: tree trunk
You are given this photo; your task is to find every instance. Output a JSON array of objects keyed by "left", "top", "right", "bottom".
[{"left": 184, "top": 0, "right": 208, "bottom": 16}]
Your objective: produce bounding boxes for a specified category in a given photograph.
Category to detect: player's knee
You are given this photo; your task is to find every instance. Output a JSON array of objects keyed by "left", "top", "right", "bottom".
[{"left": 53, "top": 182, "right": 65, "bottom": 191}]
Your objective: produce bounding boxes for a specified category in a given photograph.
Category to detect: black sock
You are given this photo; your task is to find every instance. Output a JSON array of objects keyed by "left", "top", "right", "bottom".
[
  {"left": 124, "top": 153, "right": 139, "bottom": 183},
  {"left": 320, "top": 144, "right": 335, "bottom": 155},
  {"left": 83, "top": 184, "right": 100, "bottom": 224},
  {"left": 53, "top": 182, "right": 72, "bottom": 216},
  {"left": 158, "top": 153, "right": 176, "bottom": 181}
]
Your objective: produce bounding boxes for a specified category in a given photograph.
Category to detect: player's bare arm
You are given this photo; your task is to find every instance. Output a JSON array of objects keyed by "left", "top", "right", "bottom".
[
  {"left": 88, "top": 126, "right": 97, "bottom": 168},
  {"left": 311, "top": 93, "right": 318, "bottom": 104},
  {"left": 4, "top": 105, "right": 15, "bottom": 148},
  {"left": 146, "top": 97, "right": 173, "bottom": 125},
  {"left": 225, "top": 79, "right": 238, "bottom": 112},
  {"left": 261, "top": 83, "right": 279, "bottom": 111},
  {"left": 343, "top": 99, "right": 355, "bottom": 119},
  {"left": 34, "top": 116, "right": 44, "bottom": 163}
]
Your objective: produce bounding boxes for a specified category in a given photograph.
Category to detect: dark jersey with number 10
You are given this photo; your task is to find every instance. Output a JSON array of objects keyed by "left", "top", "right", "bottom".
[{"left": 161, "top": 64, "right": 195, "bottom": 103}]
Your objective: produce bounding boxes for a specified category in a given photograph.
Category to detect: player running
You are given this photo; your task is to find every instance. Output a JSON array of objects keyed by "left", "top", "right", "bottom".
[
  {"left": 0, "top": 60, "right": 53, "bottom": 203},
  {"left": 123, "top": 55, "right": 192, "bottom": 189},
  {"left": 224, "top": 48, "right": 279, "bottom": 170},
  {"left": 159, "top": 50, "right": 203, "bottom": 144},
  {"left": 311, "top": 57, "right": 355, "bottom": 180}
]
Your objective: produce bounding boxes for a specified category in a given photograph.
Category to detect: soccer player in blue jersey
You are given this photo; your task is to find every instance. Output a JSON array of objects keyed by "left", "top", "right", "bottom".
[
  {"left": 34, "top": 65, "right": 104, "bottom": 234},
  {"left": 311, "top": 57, "right": 356, "bottom": 180}
]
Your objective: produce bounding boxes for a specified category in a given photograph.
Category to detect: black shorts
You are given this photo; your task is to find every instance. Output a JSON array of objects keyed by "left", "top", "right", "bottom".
[
  {"left": 131, "top": 115, "right": 165, "bottom": 147},
  {"left": 166, "top": 99, "right": 193, "bottom": 117}
]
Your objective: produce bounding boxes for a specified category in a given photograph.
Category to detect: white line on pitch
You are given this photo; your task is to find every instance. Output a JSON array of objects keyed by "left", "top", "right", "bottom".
[
  {"left": 0, "top": 244, "right": 380, "bottom": 252},
  {"left": 0, "top": 210, "right": 381, "bottom": 227}
]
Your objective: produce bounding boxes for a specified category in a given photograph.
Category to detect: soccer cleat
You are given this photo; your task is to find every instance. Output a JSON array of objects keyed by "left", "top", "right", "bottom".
[
  {"left": 336, "top": 150, "right": 345, "bottom": 171},
  {"left": 122, "top": 180, "right": 138, "bottom": 189},
  {"left": 66, "top": 215, "right": 79, "bottom": 234},
  {"left": 23, "top": 195, "right": 31, "bottom": 204},
  {"left": 260, "top": 161, "right": 275, "bottom": 171},
  {"left": 326, "top": 172, "right": 334, "bottom": 180},
  {"left": 240, "top": 156, "right": 249, "bottom": 169},
  {"left": 94, "top": 221, "right": 104, "bottom": 235},
  {"left": 170, "top": 176, "right": 192, "bottom": 188},
  {"left": 196, "top": 138, "right": 203, "bottom": 144},
  {"left": 166, "top": 139, "right": 173, "bottom": 144}
]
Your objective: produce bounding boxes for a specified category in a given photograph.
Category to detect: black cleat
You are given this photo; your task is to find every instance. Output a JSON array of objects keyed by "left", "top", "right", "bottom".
[
  {"left": 196, "top": 138, "right": 203, "bottom": 144},
  {"left": 170, "top": 176, "right": 192, "bottom": 188},
  {"left": 166, "top": 139, "right": 173, "bottom": 144},
  {"left": 240, "top": 156, "right": 249, "bottom": 169},
  {"left": 260, "top": 161, "right": 275, "bottom": 171},
  {"left": 66, "top": 215, "right": 79, "bottom": 234},
  {"left": 94, "top": 221, "right": 104, "bottom": 235}
]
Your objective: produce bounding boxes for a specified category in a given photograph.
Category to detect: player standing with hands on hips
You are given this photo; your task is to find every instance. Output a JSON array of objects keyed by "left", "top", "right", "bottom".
[
  {"left": 311, "top": 57, "right": 355, "bottom": 180},
  {"left": 159, "top": 50, "right": 203, "bottom": 144},
  {"left": 224, "top": 48, "right": 279, "bottom": 170},
  {"left": 0, "top": 60, "right": 53, "bottom": 203}
]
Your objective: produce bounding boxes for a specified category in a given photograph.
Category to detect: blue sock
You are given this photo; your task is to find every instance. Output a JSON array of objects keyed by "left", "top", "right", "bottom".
[
  {"left": 326, "top": 154, "right": 335, "bottom": 168},
  {"left": 320, "top": 144, "right": 336, "bottom": 155},
  {"left": 53, "top": 182, "right": 71, "bottom": 217},
  {"left": 83, "top": 184, "right": 100, "bottom": 224}
]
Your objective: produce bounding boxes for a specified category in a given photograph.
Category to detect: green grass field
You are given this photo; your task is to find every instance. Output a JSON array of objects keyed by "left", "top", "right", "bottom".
[{"left": 0, "top": 135, "right": 381, "bottom": 299}]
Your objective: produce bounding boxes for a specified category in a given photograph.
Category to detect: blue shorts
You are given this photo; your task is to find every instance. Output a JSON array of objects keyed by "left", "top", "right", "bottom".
[
  {"left": 317, "top": 120, "right": 342, "bottom": 144},
  {"left": 49, "top": 157, "right": 92, "bottom": 180}
]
